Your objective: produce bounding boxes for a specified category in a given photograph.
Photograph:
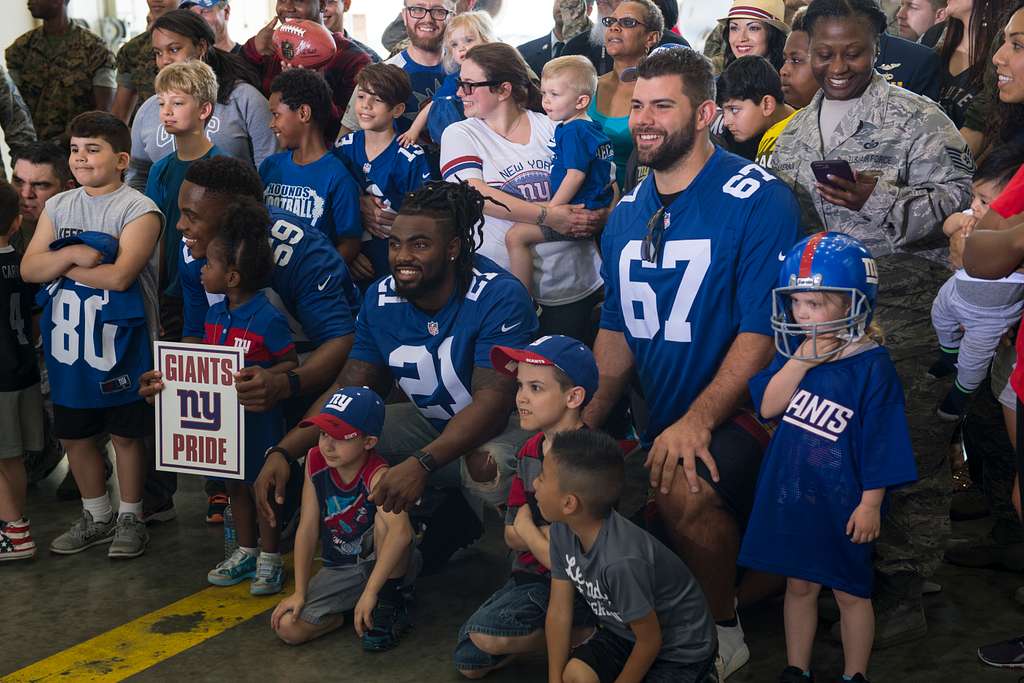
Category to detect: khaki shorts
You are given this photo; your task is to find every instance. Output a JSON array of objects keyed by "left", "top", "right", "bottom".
[{"left": 0, "top": 384, "right": 45, "bottom": 459}]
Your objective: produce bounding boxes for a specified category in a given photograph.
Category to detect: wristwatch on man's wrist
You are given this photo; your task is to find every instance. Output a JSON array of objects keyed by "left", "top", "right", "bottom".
[
  {"left": 413, "top": 449, "right": 438, "bottom": 473},
  {"left": 286, "top": 370, "right": 301, "bottom": 397},
  {"left": 265, "top": 446, "right": 294, "bottom": 463}
]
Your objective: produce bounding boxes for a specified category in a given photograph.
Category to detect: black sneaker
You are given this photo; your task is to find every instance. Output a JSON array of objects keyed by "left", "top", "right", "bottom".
[
  {"left": 417, "top": 489, "right": 484, "bottom": 576},
  {"left": 779, "top": 665, "right": 813, "bottom": 682},
  {"left": 840, "top": 675, "right": 869, "bottom": 682},
  {"left": 361, "top": 596, "right": 411, "bottom": 652},
  {"left": 936, "top": 384, "right": 971, "bottom": 422},
  {"left": 926, "top": 348, "right": 958, "bottom": 379},
  {"left": 979, "top": 636, "right": 1024, "bottom": 668}
]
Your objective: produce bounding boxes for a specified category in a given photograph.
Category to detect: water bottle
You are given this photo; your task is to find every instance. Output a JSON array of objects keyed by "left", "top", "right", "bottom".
[{"left": 223, "top": 504, "right": 237, "bottom": 558}]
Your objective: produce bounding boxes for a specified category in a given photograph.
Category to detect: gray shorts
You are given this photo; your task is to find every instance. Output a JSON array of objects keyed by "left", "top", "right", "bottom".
[
  {"left": 991, "top": 342, "right": 1017, "bottom": 411},
  {"left": 0, "top": 384, "right": 44, "bottom": 459},
  {"left": 298, "top": 547, "right": 421, "bottom": 625}
]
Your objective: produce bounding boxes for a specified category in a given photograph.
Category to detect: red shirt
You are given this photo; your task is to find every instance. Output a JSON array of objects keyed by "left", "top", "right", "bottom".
[
  {"left": 243, "top": 30, "right": 369, "bottom": 123},
  {"left": 505, "top": 432, "right": 549, "bottom": 576},
  {"left": 992, "top": 164, "right": 1024, "bottom": 219}
]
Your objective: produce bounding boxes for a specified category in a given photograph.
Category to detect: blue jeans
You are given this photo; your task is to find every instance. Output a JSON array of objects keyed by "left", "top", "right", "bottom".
[{"left": 453, "top": 574, "right": 595, "bottom": 672}]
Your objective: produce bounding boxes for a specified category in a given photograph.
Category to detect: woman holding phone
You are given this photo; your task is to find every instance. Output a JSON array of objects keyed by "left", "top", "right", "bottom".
[
  {"left": 771, "top": 0, "right": 972, "bottom": 260},
  {"left": 771, "top": 0, "right": 975, "bottom": 649}
]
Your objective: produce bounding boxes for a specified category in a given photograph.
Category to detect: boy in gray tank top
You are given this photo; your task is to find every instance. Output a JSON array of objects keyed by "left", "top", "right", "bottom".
[{"left": 20, "top": 112, "right": 163, "bottom": 561}]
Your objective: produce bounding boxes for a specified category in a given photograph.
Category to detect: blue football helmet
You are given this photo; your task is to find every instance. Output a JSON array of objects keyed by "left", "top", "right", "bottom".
[{"left": 772, "top": 232, "right": 878, "bottom": 360}]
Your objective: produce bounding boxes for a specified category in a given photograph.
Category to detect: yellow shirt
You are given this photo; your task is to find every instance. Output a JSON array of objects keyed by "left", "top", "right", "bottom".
[{"left": 756, "top": 110, "right": 798, "bottom": 169}]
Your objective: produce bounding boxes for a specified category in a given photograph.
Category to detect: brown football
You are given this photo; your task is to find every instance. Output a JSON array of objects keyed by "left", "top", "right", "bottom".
[{"left": 272, "top": 19, "right": 337, "bottom": 70}]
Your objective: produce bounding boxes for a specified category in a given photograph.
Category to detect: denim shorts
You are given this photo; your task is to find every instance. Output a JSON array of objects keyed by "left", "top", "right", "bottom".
[{"left": 453, "top": 574, "right": 596, "bottom": 672}]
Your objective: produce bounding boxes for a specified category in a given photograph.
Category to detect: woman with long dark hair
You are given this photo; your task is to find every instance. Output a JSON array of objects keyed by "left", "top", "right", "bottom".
[
  {"left": 439, "top": 42, "right": 604, "bottom": 340},
  {"left": 721, "top": 0, "right": 789, "bottom": 71},
  {"left": 936, "top": 0, "right": 1009, "bottom": 128},
  {"left": 127, "top": 9, "right": 275, "bottom": 191}
]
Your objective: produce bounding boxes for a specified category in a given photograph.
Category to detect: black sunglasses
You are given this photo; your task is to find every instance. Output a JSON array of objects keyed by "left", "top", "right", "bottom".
[
  {"left": 601, "top": 16, "right": 648, "bottom": 29},
  {"left": 642, "top": 207, "right": 666, "bottom": 263},
  {"left": 405, "top": 5, "right": 452, "bottom": 21},
  {"left": 456, "top": 78, "right": 502, "bottom": 94}
]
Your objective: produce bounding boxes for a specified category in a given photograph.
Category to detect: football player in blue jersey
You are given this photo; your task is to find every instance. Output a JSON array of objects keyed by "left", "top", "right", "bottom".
[
  {"left": 255, "top": 181, "right": 539, "bottom": 574},
  {"left": 581, "top": 47, "right": 800, "bottom": 679}
]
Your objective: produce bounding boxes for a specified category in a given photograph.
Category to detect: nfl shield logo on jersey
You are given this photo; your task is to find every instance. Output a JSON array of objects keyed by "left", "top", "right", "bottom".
[{"left": 427, "top": 321, "right": 439, "bottom": 336}]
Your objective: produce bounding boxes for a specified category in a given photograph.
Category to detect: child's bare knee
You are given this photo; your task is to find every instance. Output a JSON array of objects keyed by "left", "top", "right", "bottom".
[
  {"left": 787, "top": 578, "right": 819, "bottom": 598},
  {"left": 274, "top": 621, "right": 309, "bottom": 646},
  {"left": 457, "top": 666, "right": 492, "bottom": 680},
  {"left": 832, "top": 589, "right": 868, "bottom": 609},
  {"left": 468, "top": 632, "right": 513, "bottom": 654},
  {"left": 562, "top": 659, "right": 600, "bottom": 683}
]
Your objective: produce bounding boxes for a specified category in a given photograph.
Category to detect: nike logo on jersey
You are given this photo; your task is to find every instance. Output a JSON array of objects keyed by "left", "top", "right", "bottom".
[
  {"left": 781, "top": 389, "right": 854, "bottom": 442},
  {"left": 318, "top": 275, "right": 332, "bottom": 291},
  {"left": 501, "top": 322, "right": 521, "bottom": 332},
  {"left": 778, "top": 251, "right": 786, "bottom": 261}
]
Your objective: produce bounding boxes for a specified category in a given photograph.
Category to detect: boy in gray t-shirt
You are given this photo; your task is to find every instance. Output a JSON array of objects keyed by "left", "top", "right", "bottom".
[{"left": 537, "top": 430, "right": 718, "bottom": 683}]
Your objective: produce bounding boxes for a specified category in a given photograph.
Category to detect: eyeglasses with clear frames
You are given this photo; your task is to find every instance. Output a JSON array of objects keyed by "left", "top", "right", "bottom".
[{"left": 405, "top": 5, "right": 452, "bottom": 21}]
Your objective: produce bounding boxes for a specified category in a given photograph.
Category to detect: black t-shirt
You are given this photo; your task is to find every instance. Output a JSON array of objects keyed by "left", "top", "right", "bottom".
[
  {"left": 0, "top": 246, "right": 39, "bottom": 392},
  {"left": 938, "top": 67, "right": 976, "bottom": 129}
]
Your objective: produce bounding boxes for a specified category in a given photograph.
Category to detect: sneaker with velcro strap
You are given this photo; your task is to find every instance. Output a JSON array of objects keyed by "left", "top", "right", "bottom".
[{"left": 208, "top": 547, "right": 257, "bottom": 586}]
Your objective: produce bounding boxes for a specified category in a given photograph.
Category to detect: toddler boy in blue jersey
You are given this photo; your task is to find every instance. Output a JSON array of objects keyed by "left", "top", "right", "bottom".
[
  {"left": 335, "top": 64, "right": 433, "bottom": 284},
  {"left": 271, "top": 386, "right": 418, "bottom": 651},
  {"left": 197, "top": 211, "right": 298, "bottom": 596},
  {"left": 739, "top": 233, "right": 917, "bottom": 683},
  {"left": 538, "top": 430, "right": 718, "bottom": 683},
  {"left": 0, "top": 181, "right": 44, "bottom": 562},
  {"left": 260, "top": 68, "right": 362, "bottom": 262},
  {"left": 453, "top": 335, "right": 598, "bottom": 677},
  {"left": 145, "top": 60, "right": 223, "bottom": 315},
  {"left": 22, "top": 112, "right": 164, "bottom": 560},
  {"left": 505, "top": 55, "right": 614, "bottom": 295}
]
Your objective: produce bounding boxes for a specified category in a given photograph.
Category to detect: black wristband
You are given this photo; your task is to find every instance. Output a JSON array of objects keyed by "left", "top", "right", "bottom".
[
  {"left": 287, "top": 370, "right": 301, "bottom": 397},
  {"left": 265, "top": 445, "right": 294, "bottom": 464},
  {"left": 413, "top": 449, "right": 438, "bottom": 473}
]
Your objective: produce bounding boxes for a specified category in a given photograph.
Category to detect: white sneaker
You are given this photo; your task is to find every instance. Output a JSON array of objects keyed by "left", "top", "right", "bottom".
[{"left": 715, "top": 618, "right": 750, "bottom": 679}]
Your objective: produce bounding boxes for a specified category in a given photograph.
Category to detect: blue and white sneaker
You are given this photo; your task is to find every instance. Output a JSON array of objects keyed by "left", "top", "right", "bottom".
[
  {"left": 250, "top": 554, "right": 285, "bottom": 595},
  {"left": 207, "top": 548, "right": 257, "bottom": 586}
]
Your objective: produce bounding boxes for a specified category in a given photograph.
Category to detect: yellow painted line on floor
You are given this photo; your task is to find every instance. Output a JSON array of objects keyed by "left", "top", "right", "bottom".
[{"left": 5, "top": 558, "right": 301, "bottom": 683}]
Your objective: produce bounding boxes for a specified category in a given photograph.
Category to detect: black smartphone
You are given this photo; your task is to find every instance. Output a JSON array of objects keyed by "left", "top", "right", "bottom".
[{"left": 811, "top": 159, "right": 855, "bottom": 186}]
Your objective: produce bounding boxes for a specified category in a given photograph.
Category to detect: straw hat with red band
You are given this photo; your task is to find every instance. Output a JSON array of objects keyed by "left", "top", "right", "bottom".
[
  {"left": 719, "top": 0, "right": 789, "bottom": 34},
  {"left": 300, "top": 386, "right": 385, "bottom": 441}
]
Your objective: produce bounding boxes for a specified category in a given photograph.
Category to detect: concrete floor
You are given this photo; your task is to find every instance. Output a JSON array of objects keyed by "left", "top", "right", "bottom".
[{"left": 5, "top": 463, "right": 1024, "bottom": 682}]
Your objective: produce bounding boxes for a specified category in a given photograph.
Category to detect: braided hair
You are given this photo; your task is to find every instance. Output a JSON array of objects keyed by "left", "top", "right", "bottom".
[{"left": 399, "top": 181, "right": 499, "bottom": 294}]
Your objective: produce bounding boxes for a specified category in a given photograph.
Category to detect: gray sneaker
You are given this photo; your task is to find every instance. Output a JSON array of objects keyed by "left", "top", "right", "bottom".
[
  {"left": 50, "top": 510, "right": 116, "bottom": 555},
  {"left": 108, "top": 513, "right": 149, "bottom": 559}
]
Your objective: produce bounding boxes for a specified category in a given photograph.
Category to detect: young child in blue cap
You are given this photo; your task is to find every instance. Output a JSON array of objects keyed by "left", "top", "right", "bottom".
[{"left": 271, "top": 386, "right": 418, "bottom": 652}]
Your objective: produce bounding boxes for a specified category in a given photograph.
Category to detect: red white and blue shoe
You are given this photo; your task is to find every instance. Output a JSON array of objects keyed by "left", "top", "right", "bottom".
[{"left": 0, "top": 518, "right": 37, "bottom": 561}]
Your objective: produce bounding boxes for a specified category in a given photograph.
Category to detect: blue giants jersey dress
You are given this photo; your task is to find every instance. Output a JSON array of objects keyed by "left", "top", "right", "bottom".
[
  {"left": 39, "top": 278, "right": 151, "bottom": 409},
  {"left": 739, "top": 346, "right": 918, "bottom": 597},
  {"left": 204, "top": 292, "right": 295, "bottom": 483},
  {"left": 349, "top": 255, "right": 538, "bottom": 431},
  {"left": 308, "top": 446, "right": 388, "bottom": 567},
  {"left": 599, "top": 148, "right": 800, "bottom": 446},
  {"left": 550, "top": 119, "right": 615, "bottom": 210},
  {"left": 333, "top": 131, "right": 434, "bottom": 281},
  {"left": 180, "top": 207, "right": 360, "bottom": 348}
]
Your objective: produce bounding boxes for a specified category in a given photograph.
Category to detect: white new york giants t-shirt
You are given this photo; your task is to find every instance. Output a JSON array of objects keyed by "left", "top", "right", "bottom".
[{"left": 440, "top": 111, "right": 603, "bottom": 306}]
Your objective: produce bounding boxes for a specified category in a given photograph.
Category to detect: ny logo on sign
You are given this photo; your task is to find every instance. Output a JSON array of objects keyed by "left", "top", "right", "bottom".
[{"left": 177, "top": 389, "right": 222, "bottom": 431}]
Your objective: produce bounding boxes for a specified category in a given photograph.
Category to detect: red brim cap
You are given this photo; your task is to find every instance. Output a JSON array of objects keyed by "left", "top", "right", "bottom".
[
  {"left": 490, "top": 345, "right": 554, "bottom": 377},
  {"left": 299, "top": 414, "right": 362, "bottom": 440}
]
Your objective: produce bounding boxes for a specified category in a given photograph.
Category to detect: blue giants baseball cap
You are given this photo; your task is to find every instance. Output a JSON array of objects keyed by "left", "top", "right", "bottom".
[
  {"left": 300, "top": 386, "right": 385, "bottom": 440},
  {"left": 491, "top": 335, "right": 599, "bottom": 403}
]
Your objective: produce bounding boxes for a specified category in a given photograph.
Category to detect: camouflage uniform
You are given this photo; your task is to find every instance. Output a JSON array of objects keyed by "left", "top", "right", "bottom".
[
  {"left": 0, "top": 64, "right": 36, "bottom": 182},
  {"left": 115, "top": 31, "right": 158, "bottom": 121},
  {"left": 773, "top": 72, "right": 974, "bottom": 583},
  {"left": 5, "top": 24, "right": 116, "bottom": 142}
]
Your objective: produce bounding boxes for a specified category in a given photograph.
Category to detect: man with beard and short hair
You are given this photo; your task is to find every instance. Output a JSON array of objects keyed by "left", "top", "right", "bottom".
[
  {"left": 253, "top": 181, "right": 539, "bottom": 576},
  {"left": 338, "top": 0, "right": 452, "bottom": 140},
  {"left": 562, "top": 0, "right": 689, "bottom": 76},
  {"left": 582, "top": 47, "right": 799, "bottom": 680}
]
